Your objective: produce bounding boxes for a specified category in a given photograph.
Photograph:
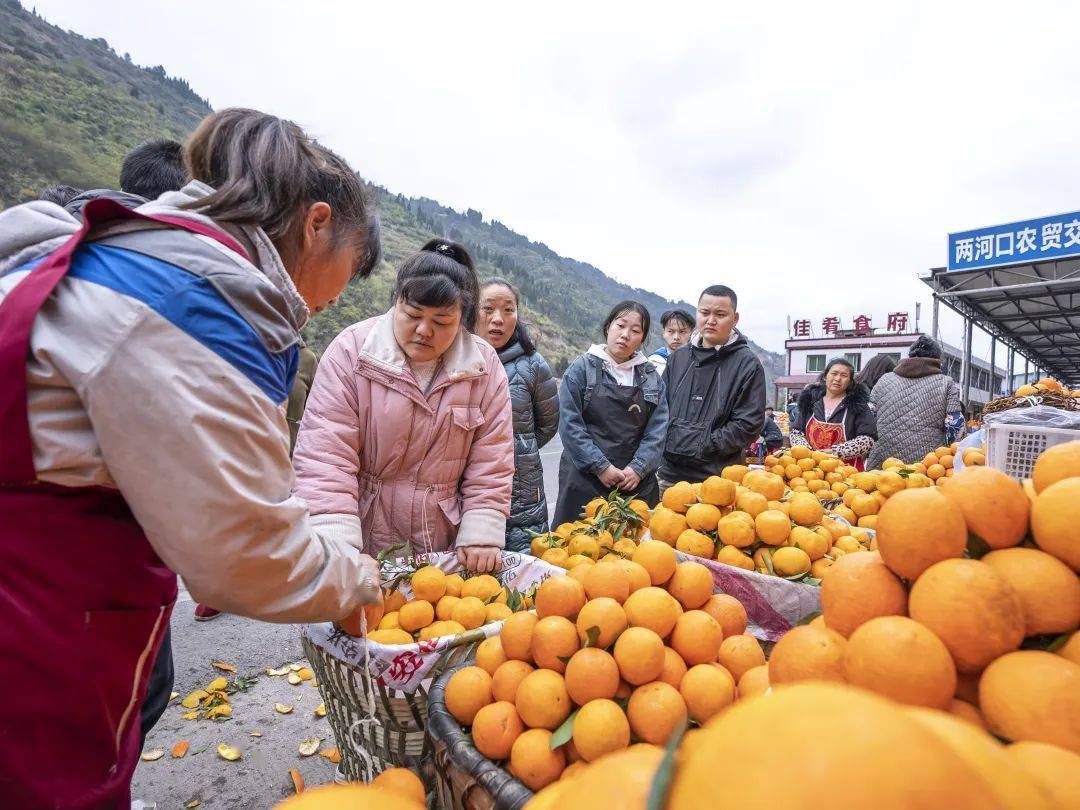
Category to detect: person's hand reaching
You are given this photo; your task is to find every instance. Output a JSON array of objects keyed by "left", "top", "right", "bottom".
[
  {"left": 457, "top": 546, "right": 500, "bottom": 573},
  {"left": 356, "top": 554, "right": 382, "bottom": 603}
]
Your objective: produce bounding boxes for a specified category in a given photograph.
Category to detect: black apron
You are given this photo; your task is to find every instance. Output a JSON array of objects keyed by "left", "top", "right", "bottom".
[{"left": 554, "top": 357, "right": 660, "bottom": 525}]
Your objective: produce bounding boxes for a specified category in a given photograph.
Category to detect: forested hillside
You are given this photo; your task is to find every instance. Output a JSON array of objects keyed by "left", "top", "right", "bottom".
[{"left": 0, "top": 0, "right": 785, "bottom": 384}]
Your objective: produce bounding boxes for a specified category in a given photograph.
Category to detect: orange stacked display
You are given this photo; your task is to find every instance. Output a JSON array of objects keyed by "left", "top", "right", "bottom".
[
  {"left": 441, "top": 546, "right": 761, "bottom": 792},
  {"left": 515, "top": 442, "right": 1080, "bottom": 808}
]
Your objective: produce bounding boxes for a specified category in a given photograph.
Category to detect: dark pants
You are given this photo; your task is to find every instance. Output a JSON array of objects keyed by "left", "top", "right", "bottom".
[{"left": 139, "top": 627, "right": 174, "bottom": 746}]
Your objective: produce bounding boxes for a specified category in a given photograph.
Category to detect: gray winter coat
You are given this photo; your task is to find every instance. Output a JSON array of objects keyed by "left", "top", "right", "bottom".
[
  {"left": 867, "top": 358, "right": 961, "bottom": 470},
  {"left": 499, "top": 341, "right": 559, "bottom": 551}
]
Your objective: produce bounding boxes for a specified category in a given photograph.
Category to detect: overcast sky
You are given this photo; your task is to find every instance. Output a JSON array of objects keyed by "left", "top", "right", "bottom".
[{"left": 28, "top": 0, "right": 1080, "bottom": 361}]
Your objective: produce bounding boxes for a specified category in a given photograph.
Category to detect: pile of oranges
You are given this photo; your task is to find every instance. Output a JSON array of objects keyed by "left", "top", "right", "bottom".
[
  {"left": 521, "top": 443, "right": 1080, "bottom": 809},
  {"left": 1014, "top": 376, "right": 1079, "bottom": 399},
  {"left": 335, "top": 566, "right": 533, "bottom": 645},
  {"left": 648, "top": 451, "right": 874, "bottom": 584},
  {"left": 442, "top": 548, "right": 771, "bottom": 792},
  {"left": 877, "top": 441, "right": 985, "bottom": 483},
  {"left": 529, "top": 493, "right": 651, "bottom": 570}
]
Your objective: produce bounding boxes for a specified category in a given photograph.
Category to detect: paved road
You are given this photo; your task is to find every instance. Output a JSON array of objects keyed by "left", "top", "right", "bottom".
[
  {"left": 132, "top": 438, "right": 566, "bottom": 808},
  {"left": 131, "top": 587, "right": 338, "bottom": 809},
  {"left": 541, "top": 433, "right": 562, "bottom": 523}
]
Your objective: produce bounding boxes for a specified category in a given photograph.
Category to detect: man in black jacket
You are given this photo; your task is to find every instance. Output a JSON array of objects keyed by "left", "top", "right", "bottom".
[{"left": 659, "top": 285, "right": 767, "bottom": 487}]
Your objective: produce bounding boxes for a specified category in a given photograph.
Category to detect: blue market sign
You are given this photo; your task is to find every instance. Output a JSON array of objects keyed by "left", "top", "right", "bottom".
[{"left": 948, "top": 211, "right": 1080, "bottom": 272}]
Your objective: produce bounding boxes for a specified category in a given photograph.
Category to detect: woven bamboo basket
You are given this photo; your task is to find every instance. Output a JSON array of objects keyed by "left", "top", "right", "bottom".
[
  {"left": 302, "top": 629, "right": 485, "bottom": 787},
  {"left": 427, "top": 663, "right": 534, "bottom": 810}
]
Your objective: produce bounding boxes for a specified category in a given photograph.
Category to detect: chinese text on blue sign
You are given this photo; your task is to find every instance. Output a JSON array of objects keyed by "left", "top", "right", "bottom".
[{"left": 948, "top": 211, "right": 1080, "bottom": 272}]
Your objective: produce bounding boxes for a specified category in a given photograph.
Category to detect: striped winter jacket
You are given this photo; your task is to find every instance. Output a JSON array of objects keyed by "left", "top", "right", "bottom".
[{"left": 0, "top": 181, "right": 376, "bottom": 623}]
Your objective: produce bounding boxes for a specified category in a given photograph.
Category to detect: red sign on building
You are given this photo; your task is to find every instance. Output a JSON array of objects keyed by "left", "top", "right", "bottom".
[
  {"left": 791, "top": 319, "right": 811, "bottom": 337},
  {"left": 887, "top": 312, "right": 909, "bottom": 332},
  {"left": 821, "top": 316, "right": 840, "bottom": 336},
  {"left": 853, "top": 315, "right": 872, "bottom": 335}
]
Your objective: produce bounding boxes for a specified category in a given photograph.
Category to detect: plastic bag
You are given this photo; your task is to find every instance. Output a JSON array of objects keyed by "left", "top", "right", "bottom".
[
  {"left": 952, "top": 429, "right": 984, "bottom": 473},
  {"left": 984, "top": 404, "right": 1080, "bottom": 430},
  {"left": 673, "top": 549, "right": 821, "bottom": 642}
]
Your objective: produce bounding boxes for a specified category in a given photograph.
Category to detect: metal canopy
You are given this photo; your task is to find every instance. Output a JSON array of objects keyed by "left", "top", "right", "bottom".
[{"left": 925, "top": 254, "right": 1080, "bottom": 387}]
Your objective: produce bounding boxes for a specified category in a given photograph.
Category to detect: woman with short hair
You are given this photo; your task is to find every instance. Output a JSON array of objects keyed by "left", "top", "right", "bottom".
[
  {"left": 554, "top": 301, "right": 668, "bottom": 525},
  {"left": 790, "top": 357, "right": 877, "bottom": 469}
]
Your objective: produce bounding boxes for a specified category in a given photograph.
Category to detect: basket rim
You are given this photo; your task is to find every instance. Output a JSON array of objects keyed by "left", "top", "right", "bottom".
[{"left": 427, "top": 661, "right": 535, "bottom": 807}]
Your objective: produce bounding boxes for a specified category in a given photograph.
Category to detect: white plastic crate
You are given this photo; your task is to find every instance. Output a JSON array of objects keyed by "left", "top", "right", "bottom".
[{"left": 985, "top": 422, "right": 1079, "bottom": 480}]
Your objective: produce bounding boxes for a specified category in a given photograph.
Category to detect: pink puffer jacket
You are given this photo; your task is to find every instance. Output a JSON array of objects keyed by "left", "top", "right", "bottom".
[{"left": 293, "top": 312, "right": 514, "bottom": 557}]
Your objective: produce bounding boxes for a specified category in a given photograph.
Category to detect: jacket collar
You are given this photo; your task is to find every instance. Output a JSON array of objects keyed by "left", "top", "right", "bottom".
[
  {"left": 798, "top": 381, "right": 869, "bottom": 419},
  {"left": 587, "top": 343, "right": 649, "bottom": 370},
  {"left": 689, "top": 329, "right": 747, "bottom": 362},
  {"left": 894, "top": 357, "right": 942, "bottom": 378},
  {"left": 498, "top": 340, "right": 526, "bottom": 364},
  {"left": 691, "top": 329, "right": 741, "bottom": 350},
  {"left": 140, "top": 181, "right": 310, "bottom": 332},
  {"left": 361, "top": 310, "right": 487, "bottom": 383}
]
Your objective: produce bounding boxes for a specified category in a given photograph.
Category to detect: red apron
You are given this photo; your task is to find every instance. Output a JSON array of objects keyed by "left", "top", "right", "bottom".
[
  {"left": 0, "top": 199, "right": 250, "bottom": 808},
  {"left": 805, "top": 415, "right": 865, "bottom": 471}
]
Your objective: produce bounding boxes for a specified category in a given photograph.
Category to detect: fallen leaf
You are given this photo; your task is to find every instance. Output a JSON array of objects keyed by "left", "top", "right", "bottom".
[
  {"left": 171, "top": 741, "right": 190, "bottom": 759},
  {"left": 288, "top": 664, "right": 303, "bottom": 672},
  {"left": 310, "top": 679, "right": 319, "bottom": 688},
  {"left": 169, "top": 691, "right": 179, "bottom": 701},
  {"left": 206, "top": 677, "right": 229, "bottom": 692},
  {"left": 266, "top": 666, "right": 290, "bottom": 677},
  {"left": 206, "top": 705, "right": 232, "bottom": 720},
  {"left": 250, "top": 731, "right": 263, "bottom": 738},
  {"left": 216, "top": 744, "right": 242, "bottom": 761},
  {"left": 315, "top": 703, "right": 326, "bottom": 718},
  {"left": 140, "top": 749, "right": 165, "bottom": 762},
  {"left": 182, "top": 711, "right": 199, "bottom": 721},
  {"left": 318, "top": 748, "right": 341, "bottom": 764},
  {"left": 212, "top": 661, "right": 237, "bottom": 673},
  {"left": 181, "top": 690, "right": 209, "bottom": 709},
  {"left": 207, "top": 691, "right": 230, "bottom": 704},
  {"left": 287, "top": 673, "right": 302, "bottom": 685},
  {"left": 298, "top": 737, "right": 321, "bottom": 757},
  {"left": 184, "top": 801, "right": 201, "bottom": 809},
  {"left": 290, "top": 767, "right": 305, "bottom": 794},
  {"left": 297, "top": 667, "right": 314, "bottom": 682},
  {"left": 274, "top": 703, "right": 294, "bottom": 715}
]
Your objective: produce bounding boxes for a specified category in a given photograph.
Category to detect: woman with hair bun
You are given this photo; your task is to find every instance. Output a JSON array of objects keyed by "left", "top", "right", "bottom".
[
  {"left": 0, "top": 108, "right": 380, "bottom": 805},
  {"left": 293, "top": 239, "right": 514, "bottom": 573}
]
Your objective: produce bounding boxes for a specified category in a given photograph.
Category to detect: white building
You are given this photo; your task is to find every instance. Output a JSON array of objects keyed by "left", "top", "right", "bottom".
[{"left": 778, "top": 330, "right": 1008, "bottom": 412}]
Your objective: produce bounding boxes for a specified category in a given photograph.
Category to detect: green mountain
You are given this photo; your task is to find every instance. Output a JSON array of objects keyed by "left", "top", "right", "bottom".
[{"left": 0, "top": 0, "right": 785, "bottom": 388}]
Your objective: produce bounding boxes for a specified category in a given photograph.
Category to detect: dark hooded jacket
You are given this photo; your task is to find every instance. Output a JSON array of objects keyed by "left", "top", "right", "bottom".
[
  {"left": 660, "top": 332, "right": 767, "bottom": 482},
  {"left": 794, "top": 382, "right": 877, "bottom": 446},
  {"left": 498, "top": 339, "right": 559, "bottom": 551}
]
